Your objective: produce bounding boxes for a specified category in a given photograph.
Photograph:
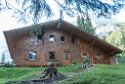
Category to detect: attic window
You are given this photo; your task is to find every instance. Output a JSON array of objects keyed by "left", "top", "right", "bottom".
[
  {"left": 37, "top": 35, "right": 42, "bottom": 40},
  {"left": 60, "top": 36, "right": 65, "bottom": 42},
  {"left": 29, "top": 51, "right": 36, "bottom": 60},
  {"left": 71, "top": 37, "right": 75, "bottom": 43},
  {"left": 50, "top": 35, "right": 54, "bottom": 42}
]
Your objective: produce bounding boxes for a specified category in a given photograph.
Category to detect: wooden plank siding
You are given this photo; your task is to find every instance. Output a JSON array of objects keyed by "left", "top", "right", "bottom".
[{"left": 3, "top": 20, "right": 122, "bottom": 66}]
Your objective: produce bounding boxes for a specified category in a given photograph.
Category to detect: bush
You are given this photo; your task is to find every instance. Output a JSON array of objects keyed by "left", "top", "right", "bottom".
[
  {"left": 57, "top": 62, "right": 63, "bottom": 67},
  {"left": 84, "top": 58, "right": 90, "bottom": 64},
  {"left": 28, "top": 63, "right": 40, "bottom": 67},
  {"left": 48, "top": 62, "right": 57, "bottom": 67},
  {"left": 4, "top": 61, "right": 13, "bottom": 67},
  {"left": 1, "top": 53, "right": 5, "bottom": 64},
  {"left": 72, "top": 61, "right": 77, "bottom": 65}
]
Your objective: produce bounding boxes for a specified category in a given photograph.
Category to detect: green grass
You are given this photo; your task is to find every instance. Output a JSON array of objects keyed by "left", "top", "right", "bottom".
[
  {"left": 0, "top": 64, "right": 82, "bottom": 84},
  {"left": 1, "top": 64, "right": 125, "bottom": 84},
  {"left": 59, "top": 64, "right": 125, "bottom": 84},
  {"left": 0, "top": 67, "right": 45, "bottom": 83}
]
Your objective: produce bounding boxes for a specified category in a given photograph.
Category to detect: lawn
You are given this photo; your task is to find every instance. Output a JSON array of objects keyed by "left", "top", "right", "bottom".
[
  {"left": 59, "top": 64, "right": 125, "bottom": 84},
  {"left": 0, "top": 64, "right": 82, "bottom": 84},
  {"left": 0, "top": 67, "right": 44, "bottom": 83},
  {"left": 0, "top": 64, "right": 125, "bottom": 84}
]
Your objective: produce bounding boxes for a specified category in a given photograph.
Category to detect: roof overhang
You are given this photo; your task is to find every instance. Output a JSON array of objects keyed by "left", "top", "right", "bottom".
[{"left": 3, "top": 19, "right": 122, "bottom": 57}]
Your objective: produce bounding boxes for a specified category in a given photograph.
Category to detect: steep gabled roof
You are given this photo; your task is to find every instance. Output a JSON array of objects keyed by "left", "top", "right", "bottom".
[{"left": 3, "top": 20, "right": 122, "bottom": 58}]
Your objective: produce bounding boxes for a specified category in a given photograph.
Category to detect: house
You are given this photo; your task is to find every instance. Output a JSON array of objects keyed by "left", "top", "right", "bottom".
[{"left": 3, "top": 20, "right": 122, "bottom": 66}]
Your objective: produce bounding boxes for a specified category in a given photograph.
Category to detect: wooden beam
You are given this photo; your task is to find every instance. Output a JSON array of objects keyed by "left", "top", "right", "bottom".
[{"left": 109, "top": 50, "right": 116, "bottom": 56}]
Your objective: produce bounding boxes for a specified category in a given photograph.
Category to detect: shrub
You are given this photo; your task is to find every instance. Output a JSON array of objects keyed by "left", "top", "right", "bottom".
[
  {"left": 84, "top": 58, "right": 90, "bottom": 64},
  {"left": 57, "top": 62, "right": 63, "bottom": 67},
  {"left": 72, "top": 61, "right": 77, "bottom": 65},
  {"left": 1, "top": 53, "right": 5, "bottom": 64},
  {"left": 4, "top": 61, "right": 13, "bottom": 67},
  {"left": 28, "top": 63, "right": 40, "bottom": 67},
  {"left": 48, "top": 62, "right": 57, "bottom": 67}
]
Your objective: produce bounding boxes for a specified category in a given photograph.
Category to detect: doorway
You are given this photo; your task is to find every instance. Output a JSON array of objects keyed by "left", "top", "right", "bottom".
[{"left": 64, "top": 51, "right": 71, "bottom": 65}]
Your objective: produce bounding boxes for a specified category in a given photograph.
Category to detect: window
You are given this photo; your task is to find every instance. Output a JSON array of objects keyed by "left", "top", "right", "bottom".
[
  {"left": 37, "top": 35, "right": 42, "bottom": 40},
  {"left": 71, "top": 37, "right": 75, "bottom": 43},
  {"left": 60, "top": 36, "right": 65, "bottom": 42},
  {"left": 49, "top": 52, "right": 55, "bottom": 59},
  {"left": 29, "top": 51, "right": 36, "bottom": 60},
  {"left": 65, "top": 53, "right": 69, "bottom": 60},
  {"left": 82, "top": 53, "right": 87, "bottom": 59},
  {"left": 50, "top": 35, "right": 54, "bottom": 42},
  {"left": 96, "top": 54, "right": 101, "bottom": 60}
]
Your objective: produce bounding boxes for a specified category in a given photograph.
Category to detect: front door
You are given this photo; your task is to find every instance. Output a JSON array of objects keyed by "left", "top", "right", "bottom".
[{"left": 64, "top": 52, "right": 71, "bottom": 65}]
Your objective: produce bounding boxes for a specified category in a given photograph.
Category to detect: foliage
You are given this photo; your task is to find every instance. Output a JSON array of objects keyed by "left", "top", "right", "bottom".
[
  {"left": 47, "top": 62, "right": 57, "bottom": 67},
  {"left": 116, "top": 56, "right": 125, "bottom": 64},
  {"left": 105, "top": 22, "right": 125, "bottom": 57},
  {"left": 3, "top": 60, "right": 15, "bottom": 67},
  {"left": 0, "top": 0, "right": 124, "bottom": 24},
  {"left": 77, "top": 13, "right": 95, "bottom": 35},
  {"left": 28, "top": 63, "right": 41, "bottom": 67},
  {"left": 59, "top": 64, "right": 125, "bottom": 84},
  {"left": 0, "top": 53, "right": 5, "bottom": 64},
  {"left": 84, "top": 58, "right": 90, "bottom": 63},
  {"left": 72, "top": 61, "right": 78, "bottom": 65}
]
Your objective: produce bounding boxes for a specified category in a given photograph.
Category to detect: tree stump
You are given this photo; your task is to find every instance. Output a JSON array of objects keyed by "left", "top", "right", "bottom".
[{"left": 40, "top": 67, "right": 60, "bottom": 80}]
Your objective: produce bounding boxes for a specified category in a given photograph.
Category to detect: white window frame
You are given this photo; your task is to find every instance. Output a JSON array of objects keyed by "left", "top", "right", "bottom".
[
  {"left": 29, "top": 51, "right": 36, "bottom": 60},
  {"left": 50, "top": 35, "right": 54, "bottom": 42}
]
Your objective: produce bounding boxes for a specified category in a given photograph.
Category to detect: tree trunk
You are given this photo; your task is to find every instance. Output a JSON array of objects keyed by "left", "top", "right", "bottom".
[{"left": 40, "top": 67, "right": 60, "bottom": 80}]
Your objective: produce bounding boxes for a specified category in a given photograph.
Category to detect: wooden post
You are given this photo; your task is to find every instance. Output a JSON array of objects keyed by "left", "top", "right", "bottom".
[
  {"left": 78, "top": 37, "right": 80, "bottom": 46},
  {"left": 110, "top": 56, "right": 115, "bottom": 64}
]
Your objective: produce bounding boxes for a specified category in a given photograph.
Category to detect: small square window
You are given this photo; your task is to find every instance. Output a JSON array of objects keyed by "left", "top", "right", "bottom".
[
  {"left": 50, "top": 35, "right": 54, "bottom": 42},
  {"left": 60, "top": 36, "right": 65, "bottom": 42},
  {"left": 96, "top": 54, "right": 101, "bottom": 60},
  {"left": 37, "top": 35, "right": 42, "bottom": 40},
  {"left": 49, "top": 52, "right": 55, "bottom": 59},
  {"left": 82, "top": 53, "right": 87, "bottom": 59},
  {"left": 29, "top": 51, "right": 36, "bottom": 60}
]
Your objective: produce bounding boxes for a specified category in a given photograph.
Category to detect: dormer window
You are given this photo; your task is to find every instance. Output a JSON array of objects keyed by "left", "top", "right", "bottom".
[
  {"left": 50, "top": 35, "right": 54, "bottom": 42},
  {"left": 60, "top": 36, "right": 65, "bottom": 43}
]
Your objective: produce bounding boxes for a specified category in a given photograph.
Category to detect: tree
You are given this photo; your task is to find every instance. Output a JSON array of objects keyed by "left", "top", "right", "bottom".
[
  {"left": 1, "top": 0, "right": 124, "bottom": 36},
  {"left": 116, "top": 23, "right": 125, "bottom": 56},
  {"left": 77, "top": 13, "right": 95, "bottom": 35},
  {"left": 106, "top": 23, "right": 125, "bottom": 57},
  {"left": 1, "top": 53, "right": 5, "bottom": 64},
  {"left": 0, "top": 0, "right": 124, "bottom": 24}
]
